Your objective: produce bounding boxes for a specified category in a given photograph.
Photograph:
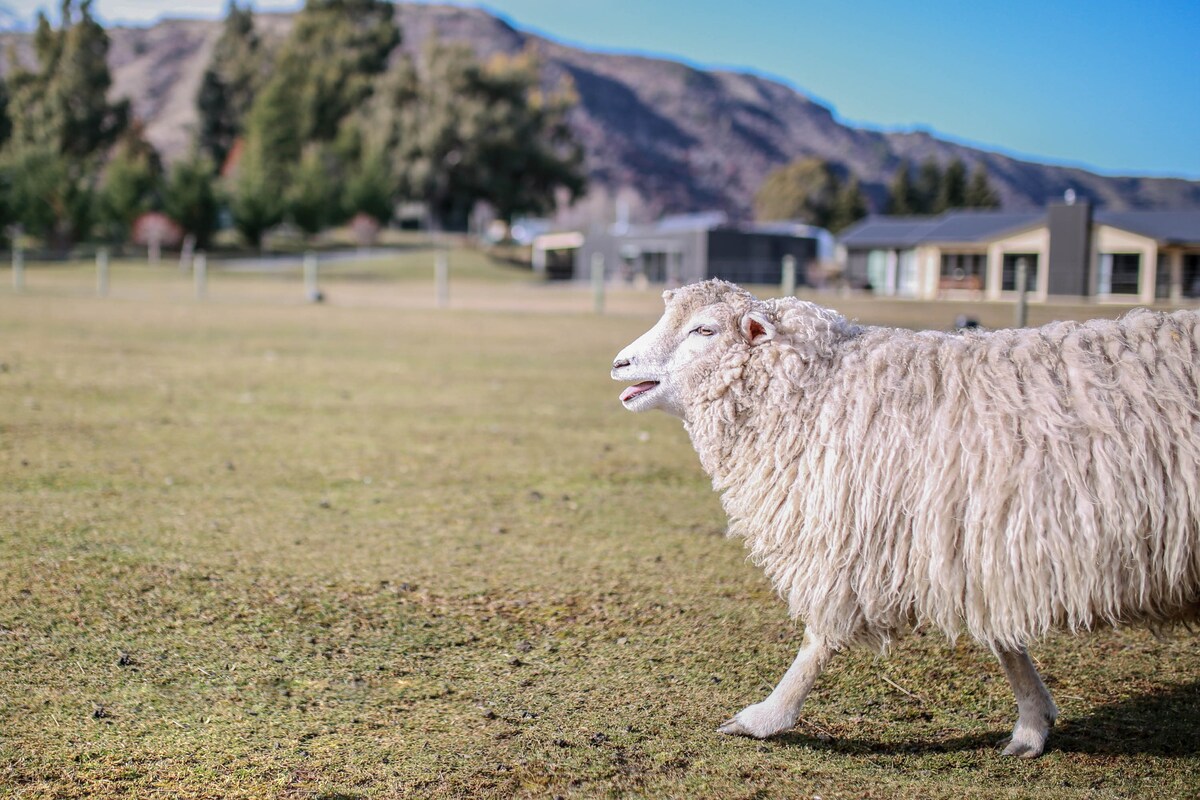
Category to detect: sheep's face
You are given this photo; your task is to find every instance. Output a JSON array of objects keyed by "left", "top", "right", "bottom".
[{"left": 611, "top": 283, "right": 774, "bottom": 419}]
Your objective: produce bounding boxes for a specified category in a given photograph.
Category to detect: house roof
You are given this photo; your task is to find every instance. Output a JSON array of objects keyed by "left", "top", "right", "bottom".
[
  {"left": 919, "top": 212, "right": 1044, "bottom": 242},
  {"left": 840, "top": 208, "right": 1200, "bottom": 248},
  {"left": 839, "top": 211, "right": 1042, "bottom": 248},
  {"left": 1094, "top": 211, "right": 1200, "bottom": 244},
  {"left": 836, "top": 216, "right": 939, "bottom": 247}
]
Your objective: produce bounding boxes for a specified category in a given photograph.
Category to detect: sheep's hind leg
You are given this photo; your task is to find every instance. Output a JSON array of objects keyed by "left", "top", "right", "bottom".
[
  {"left": 718, "top": 631, "right": 833, "bottom": 739},
  {"left": 996, "top": 646, "right": 1057, "bottom": 758}
]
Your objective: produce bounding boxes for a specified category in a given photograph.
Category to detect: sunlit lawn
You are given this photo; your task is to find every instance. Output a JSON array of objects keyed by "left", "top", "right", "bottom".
[{"left": 1, "top": 262, "right": 1197, "bottom": 798}]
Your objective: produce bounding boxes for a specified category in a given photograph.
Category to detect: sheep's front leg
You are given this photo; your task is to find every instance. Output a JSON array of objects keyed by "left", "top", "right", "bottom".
[
  {"left": 996, "top": 646, "right": 1057, "bottom": 758},
  {"left": 718, "top": 631, "right": 833, "bottom": 739}
]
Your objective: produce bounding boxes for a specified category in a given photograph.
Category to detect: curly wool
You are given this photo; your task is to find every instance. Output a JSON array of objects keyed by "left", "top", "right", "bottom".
[{"left": 678, "top": 281, "right": 1200, "bottom": 652}]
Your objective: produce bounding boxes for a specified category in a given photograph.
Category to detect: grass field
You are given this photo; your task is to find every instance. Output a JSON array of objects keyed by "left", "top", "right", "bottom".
[{"left": 1, "top": 260, "right": 1198, "bottom": 798}]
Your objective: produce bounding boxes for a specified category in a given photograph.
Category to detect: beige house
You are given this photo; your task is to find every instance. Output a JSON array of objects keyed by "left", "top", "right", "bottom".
[{"left": 838, "top": 203, "right": 1200, "bottom": 303}]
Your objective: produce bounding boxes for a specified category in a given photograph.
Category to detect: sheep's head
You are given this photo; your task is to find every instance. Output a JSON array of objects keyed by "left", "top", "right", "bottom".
[{"left": 611, "top": 280, "right": 774, "bottom": 418}]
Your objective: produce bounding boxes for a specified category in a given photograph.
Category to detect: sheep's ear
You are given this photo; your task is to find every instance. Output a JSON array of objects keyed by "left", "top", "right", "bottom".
[
  {"left": 662, "top": 289, "right": 676, "bottom": 305},
  {"left": 740, "top": 311, "right": 776, "bottom": 346}
]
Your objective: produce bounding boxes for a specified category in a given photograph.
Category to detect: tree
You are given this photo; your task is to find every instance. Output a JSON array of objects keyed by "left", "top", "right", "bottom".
[
  {"left": 3, "top": 0, "right": 128, "bottom": 247},
  {"left": 753, "top": 157, "right": 840, "bottom": 228},
  {"left": 828, "top": 176, "right": 868, "bottom": 233},
  {"left": 262, "top": 0, "right": 399, "bottom": 153},
  {"left": 228, "top": 0, "right": 400, "bottom": 241},
  {"left": 285, "top": 145, "right": 339, "bottom": 237},
  {"left": 99, "top": 124, "right": 163, "bottom": 242},
  {"left": 229, "top": 134, "right": 284, "bottom": 249},
  {"left": 965, "top": 165, "right": 1002, "bottom": 209},
  {"left": 935, "top": 157, "right": 967, "bottom": 213},
  {"left": 914, "top": 157, "right": 942, "bottom": 215},
  {"left": 163, "top": 155, "right": 220, "bottom": 248},
  {"left": 342, "top": 150, "right": 394, "bottom": 224},
  {"left": 197, "top": 2, "right": 264, "bottom": 169},
  {"left": 886, "top": 160, "right": 918, "bottom": 215},
  {"left": 5, "top": 146, "right": 92, "bottom": 243},
  {"left": 383, "top": 42, "right": 585, "bottom": 229}
]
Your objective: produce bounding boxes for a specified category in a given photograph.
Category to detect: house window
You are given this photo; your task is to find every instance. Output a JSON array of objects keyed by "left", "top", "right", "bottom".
[
  {"left": 1098, "top": 253, "right": 1141, "bottom": 295},
  {"left": 1001, "top": 253, "right": 1039, "bottom": 292},
  {"left": 939, "top": 253, "right": 986, "bottom": 290},
  {"left": 1185, "top": 254, "right": 1200, "bottom": 299}
]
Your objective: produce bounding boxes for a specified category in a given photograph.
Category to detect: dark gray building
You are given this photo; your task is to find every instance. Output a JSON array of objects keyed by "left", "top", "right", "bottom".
[{"left": 533, "top": 213, "right": 822, "bottom": 286}]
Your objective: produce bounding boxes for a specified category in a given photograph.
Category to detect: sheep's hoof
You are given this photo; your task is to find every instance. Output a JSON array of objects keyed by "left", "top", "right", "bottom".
[
  {"left": 718, "top": 718, "right": 754, "bottom": 737},
  {"left": 999, "top": 726, "right": 1050, "bottom": 758},
  {"left": 717, "top": 703, "right": 794, "bottom": 739}
]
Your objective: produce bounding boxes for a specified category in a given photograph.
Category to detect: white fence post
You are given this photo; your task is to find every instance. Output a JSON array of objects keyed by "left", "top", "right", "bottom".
[
  {"left": 1015, "top": 257, "right": 1029, "bottom": 328},
  {"left": 12, "top": 245, "right": 23, "bottom": 293},
  {"left": 781, "top": 254, "right": 797, "bottom": 297},
  {"left": 591, "top": 252, "right": 605, "bottom": 314},
  {"left": 304, "top": 250, "right": 321, "bottom": 303},
  {"left": 435, "top": 249, "right": 449, "bottom": 309},
  {"left": 96, "top": 247, "right": 109, "bottom": 297},
  {"left": 194, "top": 251, "right": 207, "bottom": 300}
]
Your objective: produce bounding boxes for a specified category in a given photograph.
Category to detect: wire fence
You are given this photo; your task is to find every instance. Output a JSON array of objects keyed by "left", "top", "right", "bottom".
[{"left": 0, "top": 246, "right": 677, "bottom": 317}]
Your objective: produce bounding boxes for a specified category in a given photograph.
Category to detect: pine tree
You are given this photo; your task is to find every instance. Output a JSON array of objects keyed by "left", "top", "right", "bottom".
[
  {"left": 828, "top": 176, "right": 869, "bottom": 233},
  {"left": 965, "top": 165, "right": 1002, "bottom": 209},
  {"left": 267, "top": 0, "right": 400, "bottom": 149},
  {"left": 914, "top": 157, "right": 942, "bottom": 215},
  {"left": 197, "top": 2, "right": 264, "bottom": 169},
  {"left": 886, "top": 160, "right": 917, "bottom": 215},
  {"left": 936, "top": 158, "right": 968, "bottom": 212},
  {"left": 2, "top": 0, "right": 128, "bottom": 246}
]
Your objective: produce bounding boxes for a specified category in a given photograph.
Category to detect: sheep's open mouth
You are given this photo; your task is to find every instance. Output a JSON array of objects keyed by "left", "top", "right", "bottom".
[{"left": 620, "top": 381, "right": 660, "bottom": 403}]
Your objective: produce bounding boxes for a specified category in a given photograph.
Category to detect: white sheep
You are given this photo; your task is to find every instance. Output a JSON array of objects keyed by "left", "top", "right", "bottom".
[{"left": 611, "top": 279, "right": 1200, "bottom": 757}]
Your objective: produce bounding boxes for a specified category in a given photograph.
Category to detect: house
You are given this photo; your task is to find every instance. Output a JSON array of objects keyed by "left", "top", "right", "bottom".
[
  {"left": 532, "top": 213, "right": 823, "bottom": 286},
  {"left": 837, "top": 202, "right": 1200, "bottom": 303}
]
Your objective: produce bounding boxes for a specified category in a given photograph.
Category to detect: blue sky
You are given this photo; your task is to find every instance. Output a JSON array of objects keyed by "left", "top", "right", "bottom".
[{"left": 9, "top": 0, "right": 1200, "bottom": 179}]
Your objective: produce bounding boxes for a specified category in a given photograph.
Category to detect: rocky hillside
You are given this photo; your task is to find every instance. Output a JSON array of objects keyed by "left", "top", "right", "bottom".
[{"left": 3, "top": 2, "right": 1198, "bottom": 218}]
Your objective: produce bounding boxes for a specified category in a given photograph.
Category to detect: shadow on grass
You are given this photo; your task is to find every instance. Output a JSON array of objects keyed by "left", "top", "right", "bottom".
[
  {"left": 772, "top": 681, "right": 1200, "bottom": 758},
  {"left": 1053, "top": 680, "right": 1200, "bottom": 757}
]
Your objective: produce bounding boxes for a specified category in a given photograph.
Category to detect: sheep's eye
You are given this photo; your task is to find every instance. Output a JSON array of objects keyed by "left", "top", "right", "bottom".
[{"left": 692, "top": 325, "right": 716, "bottom": 337}]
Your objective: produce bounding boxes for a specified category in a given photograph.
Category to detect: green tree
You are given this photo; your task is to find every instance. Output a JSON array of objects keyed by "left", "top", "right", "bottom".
[
  {"left": 385, "top": 42, "right": 585, "bottom": 229},
  {"left": 936, "top": 157, "right": 967, "bottom": 213},
  {"left": 0, "top": 78, "right": 11, "bottom": 150},
  {"left": 913, "top": 157, "right": 942, "bottom": 215},
  {"left": 965, "top": 165, "right": 1002, "bottom": 209},
  {"left": 262, "top": 0, "right": 399, "bottom": 155},
  {"left": 196, "top": 1, "right": 264, "bottom": 169},
  {"left": 828, "top": 176, "right": 868, "bottom": 233},
  {"left": 886, "top": 160, "right": 918, "bottom": 215},
  {"left": 285, "top": 145, "right": 339, "bottom": 237},
  {"left": 342, "top": 150, "right": 394, "bottom": 224},
  {"left": 753, "top": 157, "right": 840, "bottom": 228},
  {"left": 3, "top": 0, "right": 128, "bottom": 246},
  {"left": 163, "top": 155, "right": 220, "bottom": 248},
  {"left": 230, "top": 0, "right": 400, "bottom": 241},
  {"left": 5, "top": 146, "right": 89, "bottom": 242},
  {"left": 229, "top": 134, "right": 284, "bottom": 249},
  {"left": 99, "top": 125, "right": 163, "bottom": 242}
]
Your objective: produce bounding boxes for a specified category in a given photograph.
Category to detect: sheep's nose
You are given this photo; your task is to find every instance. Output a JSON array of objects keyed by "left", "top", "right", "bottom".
[{"left": 613, "top": 357, "right": 631, "bottom": 370}]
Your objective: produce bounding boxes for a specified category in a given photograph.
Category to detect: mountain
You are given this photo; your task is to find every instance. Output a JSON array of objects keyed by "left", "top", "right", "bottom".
[{"left": 3, "top": 3, "right": 1198, "bottom": 219}]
